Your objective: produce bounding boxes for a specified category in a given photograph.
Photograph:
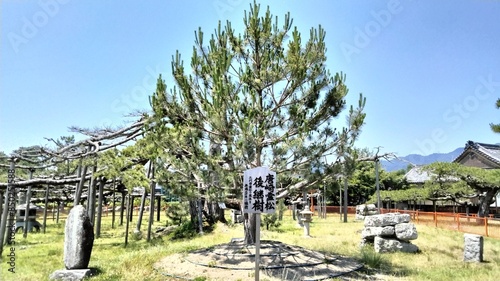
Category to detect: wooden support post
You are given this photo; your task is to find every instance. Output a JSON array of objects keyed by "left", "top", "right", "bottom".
[
  {"left": 73, "top": 165, "right": 87, "bottom": 206},
  {"left": 343, "top": 176, "right": 348, "bottom": 223},
  {"left": 0, "top": 159, "right": 16, "bottom": 255},
  {"left": 147, "top": 181, "right": 156, "bottom": 242},
  {"left": 111, "top": 180, "right": 116, "bottom": 229},
  {"left": 136, "top": 188, "right": 147, "bottom": 232},
  {"left": 23, "top": 169, "right": 34, "bottom": 238},
  {"left": 56, "top": 201, "right": 61, "bottom": 224},
  {"left": 129, "top": 196, "right": 134, "bottom": 222},
  {"left": 43, "top": 185, "right": 49, "bottom": 233},
  {"left": 156, "top": 196, "right": 161, "bottom": 222},
  {"left": 120, "top": 192, "right": 125, "bottom": 226},
  {"left": 485, "top": 217, "right": 489, "bottom": 237},
  {"left": 125, "top": 193, "right": 131, "bottom": 247},
  {"left": 0, "top": 191, "right": 3, "bottom": 227},
  {"left": 0, "top": 189, "right": 9, "bottom": 253},
  {"left": 88, "top": 166, "right": 97, "bottom": 226},
  {"left": 96, "top": 178, "right": 104, "bottom": 238}
]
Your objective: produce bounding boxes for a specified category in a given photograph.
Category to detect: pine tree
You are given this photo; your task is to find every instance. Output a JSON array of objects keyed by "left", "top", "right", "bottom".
[{"left": 147, "top": 2, "right": 365, "bottom": 243}]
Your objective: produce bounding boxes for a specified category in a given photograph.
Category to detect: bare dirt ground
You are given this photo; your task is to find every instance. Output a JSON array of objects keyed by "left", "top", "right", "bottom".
[{"left": 153, "top": 240, "right": 387, "bottom": 281}]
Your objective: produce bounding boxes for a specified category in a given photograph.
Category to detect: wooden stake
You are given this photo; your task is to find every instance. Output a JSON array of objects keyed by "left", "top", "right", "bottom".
[{"left": 255, "top": 213, "right": 261, "bottom": 281}]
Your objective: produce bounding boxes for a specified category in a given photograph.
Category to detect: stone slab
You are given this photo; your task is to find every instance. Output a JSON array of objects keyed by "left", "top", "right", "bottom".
[
  {"left": 362, "top": 226, "right": 395, "bottom": 239},
  {"left": 374, "top": 236, "right": 419, "bottom": 253},
  {"left": 364, "top": 213, "right": 410, "bottom": 227},
  {"left": 49, "top": 268, "right": 95, "bottom": 281}
]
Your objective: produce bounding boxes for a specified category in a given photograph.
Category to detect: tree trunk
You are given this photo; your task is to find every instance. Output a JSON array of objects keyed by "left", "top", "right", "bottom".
[
  {"left": 477, "top": 189, "right": 498, "bottom": 217},
  {"left": 189, "top": 200, "right": 198, "bottom": 224},
  {"left": 244, "top": 213, "right": 257, "bottom": 244}
]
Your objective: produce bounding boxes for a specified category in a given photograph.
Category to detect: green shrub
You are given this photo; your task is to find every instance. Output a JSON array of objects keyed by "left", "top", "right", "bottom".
[
  {"left": 171, "top": 221, "right": 198, "bottom": 240},
  {"left": 262, "top": 213, "right": 281, "bottom": 230}
]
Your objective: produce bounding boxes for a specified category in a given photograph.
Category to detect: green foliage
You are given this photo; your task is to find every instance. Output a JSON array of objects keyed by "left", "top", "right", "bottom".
[
  {"left": 95, "top": 144, "right": 150, "bottom": 191},
  {"left": 491, "top": 98, "right": 500, "bottom": 133},
  {"left": 166, "top": 201, "right": 190, "bottom": 225}
]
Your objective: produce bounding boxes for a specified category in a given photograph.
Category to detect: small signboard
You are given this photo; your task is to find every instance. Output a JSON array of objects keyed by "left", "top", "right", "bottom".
[{"left": 243, "top": 167, "right": 276, "bottom": 214}]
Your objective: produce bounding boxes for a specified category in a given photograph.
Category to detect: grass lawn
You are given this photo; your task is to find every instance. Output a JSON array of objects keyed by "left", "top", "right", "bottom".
[{"left": 1, "top": 210, "right": 499, "bottom": 281}]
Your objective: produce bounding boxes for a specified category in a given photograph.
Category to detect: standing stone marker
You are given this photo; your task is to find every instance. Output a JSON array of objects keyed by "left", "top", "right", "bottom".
[
  {"left": 463, "top": 233, "right": 483, "bottom": 262},
  {"left": 50, "top": 205, "right": 95, "bottom": 281},
  {"left": 64, "top": 205, "right": 94, "bottom": 269}
]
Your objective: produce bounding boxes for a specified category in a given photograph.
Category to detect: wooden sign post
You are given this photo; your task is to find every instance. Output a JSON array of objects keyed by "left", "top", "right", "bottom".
[{"left": 243, "top": 167, "right": 276, "bottom": 281}]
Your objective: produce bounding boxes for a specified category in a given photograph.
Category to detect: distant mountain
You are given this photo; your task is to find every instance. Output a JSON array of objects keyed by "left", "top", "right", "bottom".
[{"left": 381, "top": 147, "right": 464, "bottom": 172}]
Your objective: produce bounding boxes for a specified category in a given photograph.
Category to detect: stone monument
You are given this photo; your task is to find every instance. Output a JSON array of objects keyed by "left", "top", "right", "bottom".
[
  {"left": 50, "top": 205, "right": 95, "bottom": 280},
  {"left": 463, "top": 233, "right": 483, "bottom": 262}
]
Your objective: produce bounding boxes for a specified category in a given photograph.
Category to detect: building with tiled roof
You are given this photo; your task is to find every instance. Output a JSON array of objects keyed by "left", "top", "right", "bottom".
[{"left": 453, "top": 141, "right": 500, "bottom": 169}]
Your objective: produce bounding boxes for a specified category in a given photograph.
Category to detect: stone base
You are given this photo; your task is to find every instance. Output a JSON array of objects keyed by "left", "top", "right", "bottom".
[{"left": 49, "top": 268, "right": 95, "bottom": 281}]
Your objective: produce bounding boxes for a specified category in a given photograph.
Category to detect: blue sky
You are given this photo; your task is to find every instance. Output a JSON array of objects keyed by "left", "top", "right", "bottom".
[{"left": 1, "top": 0, "right": 499, "bottom": 158}]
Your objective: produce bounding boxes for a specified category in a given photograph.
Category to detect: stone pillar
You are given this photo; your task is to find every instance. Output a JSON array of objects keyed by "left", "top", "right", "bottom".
[{"left": 464, "top": 233, "right": 483, "bottom": 262}]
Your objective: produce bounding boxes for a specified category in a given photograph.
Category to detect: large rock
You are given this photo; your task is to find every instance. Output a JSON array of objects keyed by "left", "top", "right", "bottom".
[
  {"left": 361, "top": 226, "right": 395, "bottom": 239},
  {"left": 395, "top": 223, "right": 418, "bottom": 241},
  {"left": 364, "top": 213, "right": 410, "bottom": 227},
  {"left": 463, "top": 234, "right": 483, "bottom": 262},
  {"left": 374, "top": 236, "right": 419, "bottom": 253},
  {"left": 64, "top": 205, "right": 94, "bottom": 269},
  {"left": 355, "top": 204, "right": 378, "bottom": 220}
]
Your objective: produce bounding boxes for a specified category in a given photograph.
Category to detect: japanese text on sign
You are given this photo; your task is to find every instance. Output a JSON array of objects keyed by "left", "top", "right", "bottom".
[{"left": 243, "top": 167, "right": 276, "bottom": 214}]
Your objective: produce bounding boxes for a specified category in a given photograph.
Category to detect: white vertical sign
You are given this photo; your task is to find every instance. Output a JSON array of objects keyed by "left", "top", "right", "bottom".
[{"left": 243, "top": 167, "right": 276, "bottom": 214}]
